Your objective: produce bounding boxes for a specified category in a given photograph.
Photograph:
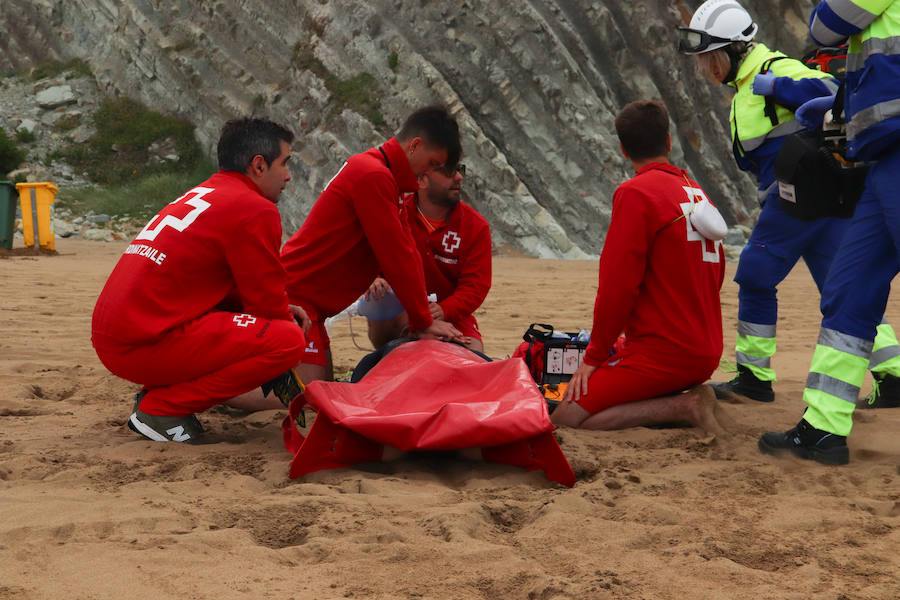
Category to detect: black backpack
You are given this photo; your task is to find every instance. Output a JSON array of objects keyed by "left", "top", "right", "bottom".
[{"left": 773, "top": 44, "right": 867, "bottom": 221}]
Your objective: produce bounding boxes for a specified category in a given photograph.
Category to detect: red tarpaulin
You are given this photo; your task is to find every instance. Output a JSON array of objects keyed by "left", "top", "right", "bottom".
[{"left": 282, "top": 340, "right": 575, "bottom": 486}]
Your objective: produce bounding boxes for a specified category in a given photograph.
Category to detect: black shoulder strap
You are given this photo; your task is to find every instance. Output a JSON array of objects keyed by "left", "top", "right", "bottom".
[
  {"left": 832, "top": 80, "right": 847, "bottom": 124},
  {"left": 523, "top": 323, "right": 554, "bottom": 344},
  {"left": 760, "top": 56, "right": 790, "bottom": 127}
]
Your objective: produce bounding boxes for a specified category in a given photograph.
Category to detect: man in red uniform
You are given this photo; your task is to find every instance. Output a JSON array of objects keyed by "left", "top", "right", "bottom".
[
  {"left": 366, "top": 162, "right": 492, "bottom": 352},
  {"left": 551, "top": 100, "right": 729, "bottom": 432},
  {"left": 281, "top": 105, "right": 465, "bottom": 381},
  {"left": 92, "top": 118, "right": 309, "bottom": 443}
]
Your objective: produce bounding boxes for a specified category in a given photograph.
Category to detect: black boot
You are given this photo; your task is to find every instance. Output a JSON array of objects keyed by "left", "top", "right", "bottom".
[
  {"left": 710, "top": 364, "right": 774, "bottom": 402},
  {"left": 758, "top": 418, "right": 849, "bottom": 465},
  {"left": 858, "top": 373, "right": 900, "bottom": 408}
]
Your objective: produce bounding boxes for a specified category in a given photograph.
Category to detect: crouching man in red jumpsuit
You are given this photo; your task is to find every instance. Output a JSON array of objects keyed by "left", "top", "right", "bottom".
[
  {"left": 92, "top": 117, "right": 310, "bottom": 443},
  {"left": 551, "top": 100, "right": 729, "bottom": 433},
  {"left": 280, "top": 105, "right": 465, "bottom": 382}
]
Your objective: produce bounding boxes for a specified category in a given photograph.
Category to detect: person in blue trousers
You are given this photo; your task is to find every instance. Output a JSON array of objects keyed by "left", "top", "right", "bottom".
[{"left": 759, "top": 0, "right": 900, "bottom": 464}]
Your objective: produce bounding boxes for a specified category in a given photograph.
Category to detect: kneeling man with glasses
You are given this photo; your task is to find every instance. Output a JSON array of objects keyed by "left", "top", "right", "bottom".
[{"left": 365, "top": 162, "right": 492, "bottom": 353}]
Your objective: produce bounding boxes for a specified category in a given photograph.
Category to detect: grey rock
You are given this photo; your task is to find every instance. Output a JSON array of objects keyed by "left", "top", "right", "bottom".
[
  {"left": 40, "top": 111, "right": 61, "bottom": 126},
  {"left": 148, "top": 137, "right": 180, "bottom": 164},
  {"left": 7, "top": 167, "right": 30, "bottom": 181},
  {"left": 87, "top": 213, "right": 110, "bottom": 224},
  {"left": 82, "top": 228, "right": 116, "bottom": 242},
  {"left": 53, "top": 217, "right": 75, "bottom": 237},
  {"left": 35, "top": 85, "right": 76, "bottom": 109},
  {"left": 70, "top": 126, "right": 93, "bottom": 144},
  {"left": 17, "top": 118, "right": 38, "bottom": 134}
]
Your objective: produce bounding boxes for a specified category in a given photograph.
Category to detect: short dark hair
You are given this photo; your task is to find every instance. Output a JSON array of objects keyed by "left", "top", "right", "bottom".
[
  {"left": 614, "top": 100, "right": 669, "bottom": 161},
  {"left": 217, "top": 117, "right": 294, "bottom": 173},
  {"left": 397, "top": 104, "right": 461, "bottom": 168}
]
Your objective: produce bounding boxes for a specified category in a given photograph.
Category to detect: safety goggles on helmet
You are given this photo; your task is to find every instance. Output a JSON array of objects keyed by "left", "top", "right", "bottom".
[{"left": 676, "top": 25, "right": 753, "bottom": 54}]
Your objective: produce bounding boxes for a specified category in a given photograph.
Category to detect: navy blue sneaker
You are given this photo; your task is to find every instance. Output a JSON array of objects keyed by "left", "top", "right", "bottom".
[{"left": 128, "top": 409, "right": 215, "bottom": 444}]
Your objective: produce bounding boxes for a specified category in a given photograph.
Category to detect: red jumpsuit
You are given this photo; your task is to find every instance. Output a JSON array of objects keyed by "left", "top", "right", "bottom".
[
  {"left": 280, "top": 137, "right": 433, "bottom": 366},
  {"left": 578, "top": 162, "right": 725, "bottom": 414},
  {"left": 91, "top": 171, "right": 306, "bottom": 416},
  {"left": 405, "top": 194, "right": 492, "bottom": 340}
]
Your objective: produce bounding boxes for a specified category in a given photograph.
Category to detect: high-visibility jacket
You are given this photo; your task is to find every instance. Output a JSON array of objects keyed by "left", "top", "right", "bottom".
[
  {"left": 729, "top": 43, "right": 837, "bottom": 156},
  {"left": 810, "top": 0, "right": 900, "bottom": 161}
]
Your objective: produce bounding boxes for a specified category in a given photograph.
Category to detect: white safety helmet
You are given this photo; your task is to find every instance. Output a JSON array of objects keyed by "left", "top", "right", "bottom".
[{"left": 677, "top": 0, "right": 758, "bottom": 54}]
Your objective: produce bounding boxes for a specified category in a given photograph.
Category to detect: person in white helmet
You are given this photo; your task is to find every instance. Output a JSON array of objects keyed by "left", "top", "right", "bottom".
[{"left": 677, "top": 0, "right": 900, "bottom": 406}]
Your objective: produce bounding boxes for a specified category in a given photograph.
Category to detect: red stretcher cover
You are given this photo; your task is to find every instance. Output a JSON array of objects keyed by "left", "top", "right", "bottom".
[{"left": 282, "top": 340, "right": 575, "bottom": 486}]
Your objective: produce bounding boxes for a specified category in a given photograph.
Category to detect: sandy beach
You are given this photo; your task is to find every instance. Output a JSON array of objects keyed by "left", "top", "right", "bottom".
[{"left": 1, "top": 238, "right": 898, "bottom": 600}]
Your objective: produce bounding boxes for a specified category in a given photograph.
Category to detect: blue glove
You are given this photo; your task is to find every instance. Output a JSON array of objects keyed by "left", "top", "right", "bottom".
[
  {"left": 795, "top": 94, "right": 836, "bottom": 129},
  {"left": 752, "top": 72, "right": 777, "bottom": 95}
]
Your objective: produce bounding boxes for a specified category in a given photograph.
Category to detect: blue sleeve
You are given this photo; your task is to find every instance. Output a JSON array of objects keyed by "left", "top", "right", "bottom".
[
  {"left": 809, "top": 1, "right": 889, "bottom": 46},
  {"left": 771, "top": 75, "right": 839, "bottom": 110}
]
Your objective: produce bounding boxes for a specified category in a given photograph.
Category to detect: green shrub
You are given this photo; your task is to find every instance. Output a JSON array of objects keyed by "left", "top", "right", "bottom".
[
  {"left": 55, "top": 157, "right": 217, "bottom": 220},
  {"left": 388, "top": 51, "right": 399, "bottom": 71},
  {"left": 45, "top": 149, "right": 64, "bottom": 165},
  {"left": 16, "top": 128, "right": 37, "bottom": 144},
  {"left": 61, "top": 97, "right": 203, "bottom": 185},
  {"left": 56, "top": 114, "right": 81, "bottom": 132},
  {"left": 25, "top": 58, "right": 92, "bottom": 81},
  {"left": 0, "top": 129, "right": 26, "bottom": 174},
  {"left": 173, "top": 40, "right": 195, "bottom": 52},
  {"left": 330, "top": 73, "right": 385, "bottom": 127},
  {"left": 293, "top": 43, "right": 386, "bottom": 127}
]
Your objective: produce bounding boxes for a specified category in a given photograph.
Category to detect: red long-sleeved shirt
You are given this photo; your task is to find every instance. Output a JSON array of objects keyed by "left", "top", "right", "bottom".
[
  {"left": 405, "top": 194, "right": 492, "bottom": 323},
  {"left": 583, "top": 162, "right": 725, "bottom": 366},
  {"left": 92, "top": 171, "right": 292, "bottom": 348},
  {"left": 280, "top": 137, "right": 432, "bottom": 329}
]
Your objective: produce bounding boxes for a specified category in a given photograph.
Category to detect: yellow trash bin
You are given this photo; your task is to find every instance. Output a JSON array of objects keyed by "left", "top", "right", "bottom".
[{"left": 16, "top": 182, "right": 58, "bottom": 251}]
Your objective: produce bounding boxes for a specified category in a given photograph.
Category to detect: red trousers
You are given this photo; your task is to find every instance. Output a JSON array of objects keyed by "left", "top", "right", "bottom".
[
  {"left": 94, "top": 311, "right": 306, "bottom": 416},
  {"left": 577, "top": 344, "right": 719, "bottom": 414}
]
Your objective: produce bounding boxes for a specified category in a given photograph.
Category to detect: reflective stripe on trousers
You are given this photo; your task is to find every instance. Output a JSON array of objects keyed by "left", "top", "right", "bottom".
[
  {"left": 736, "top": 320, "right": 776, "bottom": 381},
  {"left": 869, "top": 320, "right": 900, "bottom": 375},
  {"left": 803, "top": 328, "right": 872, "bottom": 436}
]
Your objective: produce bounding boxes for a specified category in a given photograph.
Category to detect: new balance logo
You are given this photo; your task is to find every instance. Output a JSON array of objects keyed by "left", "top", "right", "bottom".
[
  {"left": 166, "top": 425, "right": 191, "bottom": 442},
  {"left": 233, "top": 314, "right": 257, "bottom": 327},
  {"left": 442, "top": 231, "right": 461, "bottom": 253}
]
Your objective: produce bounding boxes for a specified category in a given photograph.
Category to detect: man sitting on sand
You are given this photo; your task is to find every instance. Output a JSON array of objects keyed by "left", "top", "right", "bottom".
[
  {"left": 551, "top": 100, "right": 728, "bottom": 433},
  {"left": 91, "top": 117, "right": 309, "bottom": 443},
  {"left": 365, "top": 161, "right": 492, "bottom": 353}
]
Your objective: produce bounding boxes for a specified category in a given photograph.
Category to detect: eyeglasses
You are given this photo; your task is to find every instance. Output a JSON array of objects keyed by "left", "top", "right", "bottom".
[
  {"left": 434, "top": 163, "right": 466, "bottom": 177},
  {"left": 676, "top": 27, "right": 732, "bottom": 54}
]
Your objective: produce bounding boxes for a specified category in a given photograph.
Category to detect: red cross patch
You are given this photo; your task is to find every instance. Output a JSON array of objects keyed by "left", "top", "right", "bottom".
[
  {"left": 233, "top": 314, "right": 257, "bottom": 327},
  {"left": 442, "top": 231, "right": 461, "bottom": 254}
]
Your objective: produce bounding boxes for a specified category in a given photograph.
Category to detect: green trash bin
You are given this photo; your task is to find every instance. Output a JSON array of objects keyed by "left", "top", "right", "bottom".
[{"left": 0, "top": 181, "right": 16, "bottom": 250}]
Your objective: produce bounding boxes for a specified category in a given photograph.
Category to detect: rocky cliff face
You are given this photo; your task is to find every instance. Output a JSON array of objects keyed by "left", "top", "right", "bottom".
[{"left": 0, "top": 0, "right": 820, "bottom": 257}]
